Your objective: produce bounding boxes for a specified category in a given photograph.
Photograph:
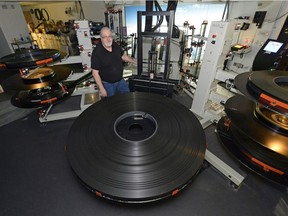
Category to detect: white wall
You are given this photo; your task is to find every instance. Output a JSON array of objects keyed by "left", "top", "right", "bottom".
[
  {"left": 1, "top": 0, "right": 287, "bottom": 58},
  {"left": 0, "top": 2, "right": 30, "bottom": 57},
  {"left": 20, "top": 1, "right": 288, "bottom": 40},
  {"left": 81, "top": 1, "right": 107, "bottom": 22},
  {"left": 21, "top": 1, "right": 107, "bottom": 26},
  {"left": 228, "top": 0, "right": 288, "bottom": 39},
  {"left": 220, "top": 1, "right": 287, "bottom": 73}
]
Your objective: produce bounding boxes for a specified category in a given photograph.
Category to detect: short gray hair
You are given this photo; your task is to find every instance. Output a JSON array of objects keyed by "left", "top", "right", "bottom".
[{"left": 100, "top": 27, "right": 111, "bottom": 37}]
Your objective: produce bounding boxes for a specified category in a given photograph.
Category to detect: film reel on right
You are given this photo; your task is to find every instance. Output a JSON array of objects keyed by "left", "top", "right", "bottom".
[{"left": 217, "top": 70, "right": 288, "bottom": 186}]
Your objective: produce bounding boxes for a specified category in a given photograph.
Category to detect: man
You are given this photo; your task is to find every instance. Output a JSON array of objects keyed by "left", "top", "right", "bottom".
[{"left": 91, "top": 27, "right": 137, "bottom": 97}]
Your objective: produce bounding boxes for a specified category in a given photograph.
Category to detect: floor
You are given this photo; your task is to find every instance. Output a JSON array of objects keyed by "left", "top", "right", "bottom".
[{"left": 0, "top": 67, "right": 287, "bottom": 216}]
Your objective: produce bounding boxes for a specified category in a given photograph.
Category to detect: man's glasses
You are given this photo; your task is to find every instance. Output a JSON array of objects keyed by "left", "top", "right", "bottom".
[{"left": 101, "top": 35, "right": 113, "bottom": 39}]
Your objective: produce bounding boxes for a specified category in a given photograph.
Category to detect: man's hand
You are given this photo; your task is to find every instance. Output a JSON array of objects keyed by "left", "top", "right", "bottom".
[
  {"left": 122, "top": 54, "right": 137, "bottom": 65},
  {"left": 100, "top": 88, "right": 107, "bottom": 97},
  {"left": 92, "top": 69, "right": 107, "bottom": 97}
]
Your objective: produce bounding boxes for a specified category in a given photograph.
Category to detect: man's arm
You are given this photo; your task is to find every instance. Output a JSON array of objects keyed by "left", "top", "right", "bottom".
[
  {"left": 122, "top": 53, "right": 137, "bottom": 65},
  {"left": 92, "top": 69, "right": 107, "bottom": 97}
]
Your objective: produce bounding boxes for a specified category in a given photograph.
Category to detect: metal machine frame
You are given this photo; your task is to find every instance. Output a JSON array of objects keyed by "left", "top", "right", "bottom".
[
  {"left": 137, "top": 10, "right": 174, "bottom": 79},
  {"left": 38, "top": 70, "right": 99, "bottom": 123},
  {"left": 205, "top": 149, "right": 245, "bottom": 187},
  {"left": 39, "top": 86, "right": 99, "bottom": 123}
]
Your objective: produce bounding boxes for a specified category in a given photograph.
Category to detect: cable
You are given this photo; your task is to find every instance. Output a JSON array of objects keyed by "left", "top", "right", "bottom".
[
  {"left": 151, "top": 0, "right": 163, "bottom": 32},
  {"left": 267, "top": 1, "right": 288, "bottom": 24},
  {"left": 268, "top": 11, "right": 288, "bottom": 23},
  {"left": 78, "top": 0, "right": 85, "bottom": 20},
  {"left": 225, "top": 78, "right": 234, "bottom": 90},
  {"left": 166, "top": 0, "right": 180, "bottom": 38},
  {"left": 34, "top": 8, "right": 43, "bottom": 20},
  {"left": 41, "top": 8, "right": 49, "bottom": 21},
  {"left": 145, "top": 0, "right": 153, "bottom": 32},
  {"left": 222, "top": 0, "right": 230, "bottom": 21}
]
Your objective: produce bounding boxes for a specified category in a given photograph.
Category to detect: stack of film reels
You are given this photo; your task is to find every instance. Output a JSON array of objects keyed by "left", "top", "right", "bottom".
[
  {"left": 0, "top": 49, "right": 74, "bottom": 108},
  {"left": 217, "top": 70, "right": 288, "bottom": 186}
]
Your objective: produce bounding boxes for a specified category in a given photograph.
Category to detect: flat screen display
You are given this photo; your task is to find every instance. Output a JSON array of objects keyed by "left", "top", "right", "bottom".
[{"left": 263, "top": 41, "right": 283, "bottom": 53}]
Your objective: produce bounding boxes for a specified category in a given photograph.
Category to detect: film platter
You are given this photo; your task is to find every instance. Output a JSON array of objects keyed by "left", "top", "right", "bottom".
[
  {"left": 66, "top": 92, "right": 207, "bottom": 203},
  {"left": 1, "top": 66, "right": 73, "bottom": 108},
  {"left": 217, "top": 70, "right": 288, "bottom": 186}
]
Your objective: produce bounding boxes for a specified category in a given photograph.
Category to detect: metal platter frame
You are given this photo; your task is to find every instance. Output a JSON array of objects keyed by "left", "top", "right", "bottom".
[{"left": 66, "top": 92, "right": 207, "bottom": 203}]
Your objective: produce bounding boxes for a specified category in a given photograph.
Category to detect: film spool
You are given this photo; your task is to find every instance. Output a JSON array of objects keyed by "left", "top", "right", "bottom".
[
  {"left": 217, "top": 94, "right": 288, "bottom": 186},
  {"left": 217, "top": 70, "right": 288, "bottom": 186},
  {"left": 224, "top": 95, "right": 288, "bottom": 157},
  {"left": 1, "top": 65, "right": 72, "bottom": 91},
  {"left": 21, "top": 67, "right": 56, "bottom": 84},
  {"left": 217, "top": 117, "right": 288, "bottom": 186},
  {"left": 11, "top": 83, "right": 74, "bottom": 108},
  {"left": 66, "top": 92, "right": 206, "bottom": 203},
  {"left": 255, "top": 104, "right": 288, "bottom": 133},
  {"left": 0, "top": 49, "right": 64, "bottom": 69},
  {"left": 235, "top": 70, "right": 288, "bottom": 115},
  {"left": 247, "top": 70, "right": 288, "bottom": 103}
]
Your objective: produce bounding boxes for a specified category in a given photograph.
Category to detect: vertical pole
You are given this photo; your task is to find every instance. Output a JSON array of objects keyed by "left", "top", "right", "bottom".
[
  {"left": 137, "top": 11, "right": 143, "bottom": 76},
  {"left": 118, "top": 9, "right": 123, "bottom": 44}
]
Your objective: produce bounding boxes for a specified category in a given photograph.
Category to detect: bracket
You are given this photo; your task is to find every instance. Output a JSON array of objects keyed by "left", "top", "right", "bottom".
[{"left": 204, "top": 149, "right": 245, "bottom": 187}]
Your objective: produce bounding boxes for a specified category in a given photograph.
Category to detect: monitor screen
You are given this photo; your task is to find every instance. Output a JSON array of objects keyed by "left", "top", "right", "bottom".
[{"left": 263, "top": 41, "right": 283, "bottom": 53}]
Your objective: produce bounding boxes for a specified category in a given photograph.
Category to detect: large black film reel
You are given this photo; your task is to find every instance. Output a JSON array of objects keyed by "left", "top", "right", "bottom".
[
  {"left": 235, "top": 70, "right": 288, "bottom": 115},
  {"left": 217, "top": 69, "right": 288, "bottom": 186},
  {"left": 66, "top": 92, "right": 206, "bottom": 203},
  {"left": 217, "top": 95, "right": 288, "bottom": 186},
  {"left": 0, "top": 49, "right": 63, "bottom": 69}
]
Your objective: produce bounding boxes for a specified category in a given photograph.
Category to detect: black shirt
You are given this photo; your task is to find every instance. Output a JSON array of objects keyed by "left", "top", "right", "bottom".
[{"left": 90, "top": 42, "right": 124, "bottom": 83}]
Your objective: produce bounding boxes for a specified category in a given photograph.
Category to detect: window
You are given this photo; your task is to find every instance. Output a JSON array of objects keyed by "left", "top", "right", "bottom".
[{"left": 125, "top": 3, "right": 225, "bottom": 36}]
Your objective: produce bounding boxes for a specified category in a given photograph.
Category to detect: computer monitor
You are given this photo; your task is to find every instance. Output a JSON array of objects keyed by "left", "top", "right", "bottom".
[
  {"left": 252, "top": 39, "right": 286, "bottom": 70},
  {"left": 263, "top": 41, "right": 283, "bottom": 53}
]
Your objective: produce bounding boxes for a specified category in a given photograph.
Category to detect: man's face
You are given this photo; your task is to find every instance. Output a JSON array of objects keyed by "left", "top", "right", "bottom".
[{"left": 101, "top": 29, "right": 113, "bottom": 48}]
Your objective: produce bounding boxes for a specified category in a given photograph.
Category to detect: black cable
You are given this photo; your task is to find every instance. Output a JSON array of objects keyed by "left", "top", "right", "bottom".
[
  {"left": 225, "top": 78, "right": 234, "bottom": 90},
  {"left": 226, "top": 0, "right": 230, "bottom": 21},
  {"left": 153, "top": 0, "right": 161, "bottom": 29},
  {"left": 145, "top": 0, "right": 153, "bottom": 32},
  {"left": 41, "top": 8, "right": 49, "bottom": 21},
  {"left": 35, "top": 22, "right": 44, "bottom": 29},
  {"left": 34, "top": 8, "right": 43, "bottom": 20},
  {"left": 78, "top": 1, "right": 85, "bottom": 20},
  {"left": 154, "top": 1, "right": 160, "bottom": 24},
  {"left": 166, "top": 1, "right": 180, "bottom": 38},
  {"left": 151, "top": 0, "right": 163, "bottom": 32},
  {"left": 166, "top": 0, "right": 178, "bottom": 23},
  {"left": 268, "top": 11, "right": 288, "bottom": 23}
]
